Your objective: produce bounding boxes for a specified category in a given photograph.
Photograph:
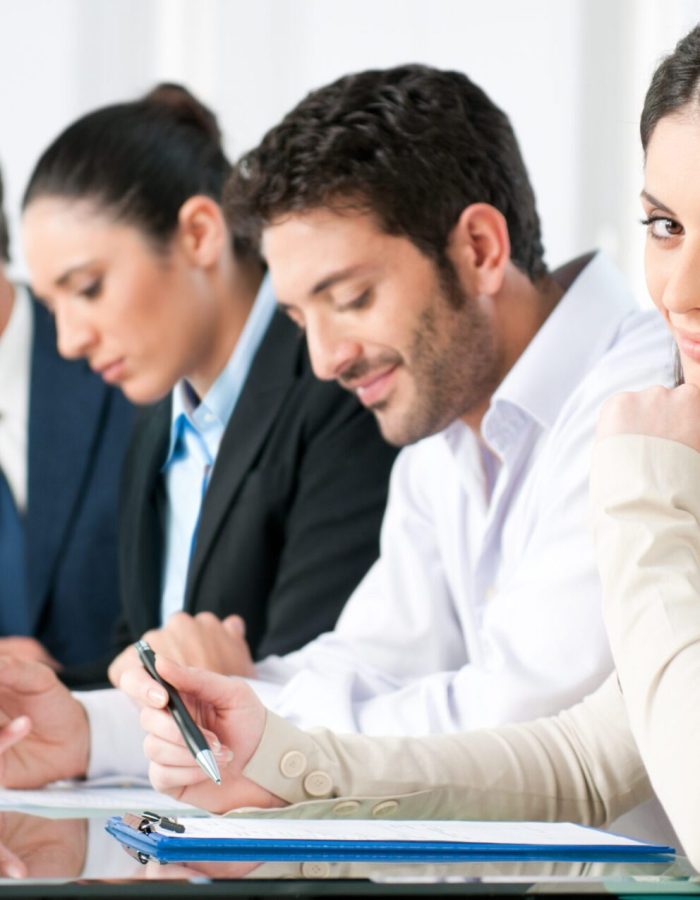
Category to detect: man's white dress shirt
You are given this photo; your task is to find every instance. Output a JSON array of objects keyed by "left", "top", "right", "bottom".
[
  {"left": 249, "top": 253, "right": 674, "bottom": 734},
  {"left": 83, "top": 253, "right": 674, "bottom": 777},
  {"left": 0, "top": 284, "right": 32, "bottom": 512}
]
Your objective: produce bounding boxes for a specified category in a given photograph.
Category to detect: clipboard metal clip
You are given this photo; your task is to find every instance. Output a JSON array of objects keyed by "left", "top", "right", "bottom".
[
  {"left": 119, "top": 842, "right": 152, "bottom": 866},
  {"left": 119, "top": 811, "right": 185, "bottom": 865},
  {"left": 123, "top": 811, "right": 186, "bottom": 836}
]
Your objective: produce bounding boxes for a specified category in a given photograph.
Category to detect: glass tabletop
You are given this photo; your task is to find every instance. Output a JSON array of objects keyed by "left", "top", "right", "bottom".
[{"left": 0, "top": 810, "right": 696, "bottom": 898}]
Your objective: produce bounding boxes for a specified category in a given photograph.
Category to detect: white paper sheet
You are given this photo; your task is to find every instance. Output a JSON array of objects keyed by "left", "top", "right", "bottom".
[
  {"left": 154, "top": 817, "right": 658, "bottom": 848},
  {"left": 0, "top": 778, "right": 199, "bottom": 815}
]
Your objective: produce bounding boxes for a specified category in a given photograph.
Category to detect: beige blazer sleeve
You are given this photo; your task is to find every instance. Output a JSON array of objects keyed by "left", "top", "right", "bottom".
[
  {"left": 240, "top": 672, "right": 650, "bottom": 826},
  {"left": 591, "top": 434, "right": 700, "bottom": 870}
]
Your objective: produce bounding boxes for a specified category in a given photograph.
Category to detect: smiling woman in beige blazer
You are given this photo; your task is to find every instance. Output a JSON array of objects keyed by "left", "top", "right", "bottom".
[{"left": 15, "top": 20, "right": 700, "bottom": 877}]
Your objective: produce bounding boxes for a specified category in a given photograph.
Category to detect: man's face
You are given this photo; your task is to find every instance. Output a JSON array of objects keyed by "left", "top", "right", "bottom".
[{"left": 263, "top": 208, "right": 503, "bottom": 446}]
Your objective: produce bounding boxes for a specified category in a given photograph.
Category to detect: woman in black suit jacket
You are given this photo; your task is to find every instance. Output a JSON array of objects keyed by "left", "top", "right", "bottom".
[{"left": 21, "top": 84, "right": 396, "bottom": 687}]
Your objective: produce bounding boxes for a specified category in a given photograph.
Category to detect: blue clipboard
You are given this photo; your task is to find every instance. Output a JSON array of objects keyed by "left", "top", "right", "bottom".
[{"left": 105, "top": 813, "right": 676, "bottom": 864}]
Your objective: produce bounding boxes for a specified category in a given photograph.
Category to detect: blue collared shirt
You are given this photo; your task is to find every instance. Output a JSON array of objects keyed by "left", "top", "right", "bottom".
[{"left": 159, "top": 274, "right": 276, "bottom": 623}]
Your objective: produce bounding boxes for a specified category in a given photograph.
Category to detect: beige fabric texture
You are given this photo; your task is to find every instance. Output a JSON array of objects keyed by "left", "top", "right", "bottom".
[
  {"left": 238, "top": 434, "right": 700, "bottom": 867},
  {"left": 592, "top": 434, "right": 700, "bottom": 871},
  {"left": 241, "top": 673, "right": 649, "bottom": 825}
]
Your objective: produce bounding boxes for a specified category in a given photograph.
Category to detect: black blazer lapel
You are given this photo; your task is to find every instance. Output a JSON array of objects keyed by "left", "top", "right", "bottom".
[
  {"left": 25, "top": 300, "right": 108, "bottom": 631},
  {"left": 185, "top": 312, "right": 303, "bottom": 601}
]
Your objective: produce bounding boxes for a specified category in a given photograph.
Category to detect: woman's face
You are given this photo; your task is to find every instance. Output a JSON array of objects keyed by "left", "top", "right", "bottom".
[
  {"left": 22, "top": 197, "right": 226, "bottom": 404},
  {"left": 643, "top": 111, "right": 700, "bottom": 386}
]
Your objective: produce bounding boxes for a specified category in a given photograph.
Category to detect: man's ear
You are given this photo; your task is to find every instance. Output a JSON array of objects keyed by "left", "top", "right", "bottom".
[
  {"left": 176, "top": 196, "right": 227, "bottom": 267},
  {"left": 447, "top": 203, "right": 510, "bottom": 296}
]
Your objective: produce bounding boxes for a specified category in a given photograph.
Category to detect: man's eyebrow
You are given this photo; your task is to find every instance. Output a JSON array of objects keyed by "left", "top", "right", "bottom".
[
  {"left": 275, "top": 265, "right": 367, "bottom": 308},
  {"left": 641, "top": 190, "right": 677, "bottom": 216},
  {"left": 310, "top": 265, "right": 364, "bottom": 296}
]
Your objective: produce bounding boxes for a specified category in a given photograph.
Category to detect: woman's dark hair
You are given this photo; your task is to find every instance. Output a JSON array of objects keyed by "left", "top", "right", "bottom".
[
  {"left": 641, "top": 25, "right": 700, "bottom": 152},
  {"left": 23, "top": 83, "right": 251, "bottom": 258},
  {"left": 641, "top": 25, "right": 700, "bottom": 388},
  {"left": 225, "top": 64, "right": 547, "bottom": 283},
  {"left": 0, "top": 165, "right": 10, "bottom": 263}
]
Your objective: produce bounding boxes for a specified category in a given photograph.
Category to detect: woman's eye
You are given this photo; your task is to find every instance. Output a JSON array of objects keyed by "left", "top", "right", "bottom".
[
  {"left": 641, "top": 216, "right": 683, "bottom": 240},
  {"left": 80, "top": 279, "right": 102, "bottom": 299}
]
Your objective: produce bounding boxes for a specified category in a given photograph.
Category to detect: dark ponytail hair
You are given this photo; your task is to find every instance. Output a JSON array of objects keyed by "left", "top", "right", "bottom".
[
  {"left": 641, "top": 25, "right": 700, "bottom": 153},
  {"left": 23, "top": 83, "right": 252, "bottom": 259}
]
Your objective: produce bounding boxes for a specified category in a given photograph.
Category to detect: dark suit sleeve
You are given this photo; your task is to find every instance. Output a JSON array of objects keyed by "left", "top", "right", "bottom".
[
  {"left": 58, "top": 406, "right": 159, "bottom": 690},
  {"left": 58, "top": 614, "right": 133, "bottom": 689},
  {"left": 254, "top": 384, "right": 397, "bottom": 659}
]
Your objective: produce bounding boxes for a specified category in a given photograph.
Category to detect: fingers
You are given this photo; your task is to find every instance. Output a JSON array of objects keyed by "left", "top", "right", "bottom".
[
  {"left": 152, "top": 657, "right": 243, "bottom": 709},
  {"left": 597, "top": 384, "right": 700, "bottom": 448},
  {"left": 143, "top": 733, "right": 198, "bottom": 768},
  {"left": 0, "top": 638, "right": 60, "bottom": 670},
  {"left": 107, "top": 646, "right": 136, "bottom": 688},
  {"left": 131, "top": 614, "right": 249, "bottom": 678},
  {"left": 0, "top": 657, "right": 57, "bottom": 695},
  {"left": 140, "top": 706, "right": 224, "bottom": 751},
  {"left": 158, "top": 615, "right": 204, "bottom": 667},
  {"left": 149, "top": 761, "right": 210, "bottom": 793},
  {"left": 119, "top": 667, "right": 169, "bottom": 709},
  {"left": 0, "top": 718, "right": 31, "bottom": 758},
  {"left": 141, "top": 707, "right": 233, "bottom": 799},
  {"left": 223, "top": 615, "right": 246, "bottom": 637},
  {"left": 0, "top": 839, "right": 26, "bottom": 879},
  {"left": 140, "top": 706, "right": 226, "bottom": 755},
  {"left": 143, "top": 732, "right": 232, "bottom": 768},
  {"left": 110, "top": 619, "right": 195, "bottom": 690},
  {"left": 169, "top": 612, "right": 237, "bottom": 671}
]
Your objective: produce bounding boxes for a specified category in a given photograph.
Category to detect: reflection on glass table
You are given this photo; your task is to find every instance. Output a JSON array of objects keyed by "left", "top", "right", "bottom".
[{"left": 0, "top": 810, "right": 696, "bottom": 896}]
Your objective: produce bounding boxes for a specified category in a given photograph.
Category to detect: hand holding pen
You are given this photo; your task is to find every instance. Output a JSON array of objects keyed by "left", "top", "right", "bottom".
[
  {"left": 134, "top": 640, "right": 221, "bottom": 785},
  {"left": 123, "top": 647, "right": 283, "bottom": 814}
]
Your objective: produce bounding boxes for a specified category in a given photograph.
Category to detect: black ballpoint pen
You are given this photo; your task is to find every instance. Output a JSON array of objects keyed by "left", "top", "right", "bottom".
[{"left": 135, "top": 639, "right": 221, "bottom": 785}]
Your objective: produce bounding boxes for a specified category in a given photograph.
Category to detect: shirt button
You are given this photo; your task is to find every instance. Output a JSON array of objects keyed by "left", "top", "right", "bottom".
[
  {"left": 484, "top": 586, "right": 497, "bottom": 601},
  {"left": 303, "top": 770, "right": 333, "bottom": 797},
  {"left": 279, "top": 750, "right": 306, "bottom": 778},
  {"left": 301, "top": 862, "right": 331, "bottom": 878},
  {"left": 372, "top": 799, "right": 399, "bottom": 817},
  {"left": 332, "top": 800, "right": 361, "bottom": 816}
]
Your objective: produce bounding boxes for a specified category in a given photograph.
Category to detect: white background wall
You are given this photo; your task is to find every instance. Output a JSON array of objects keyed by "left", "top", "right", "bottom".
[{"left": 2, "top": 0, "right": 700, "bottom": 303}]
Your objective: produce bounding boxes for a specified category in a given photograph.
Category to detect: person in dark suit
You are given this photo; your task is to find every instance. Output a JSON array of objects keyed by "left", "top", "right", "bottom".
[
  {"left": 0, "top": 167, "right": 133, "bottom": 671},
  {"left": 117, "top": 308, "right": 392, "bottom": 666},
  {"left": 20, "top": 84, "right": 395, "bottom": 689}
]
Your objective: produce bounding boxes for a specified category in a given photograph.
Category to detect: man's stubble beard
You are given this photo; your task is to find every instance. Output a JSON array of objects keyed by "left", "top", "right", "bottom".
[{"left": 375, "top": 278, "right": 503, "bottom": 447}]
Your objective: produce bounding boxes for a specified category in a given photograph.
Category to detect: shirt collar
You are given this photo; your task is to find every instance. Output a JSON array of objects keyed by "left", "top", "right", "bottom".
[
  {"left": 487, "top": 252, "right": 638, "bottom": 433},
  {"left": 164, "top": 273, "right": 276, "bottom": 463}
]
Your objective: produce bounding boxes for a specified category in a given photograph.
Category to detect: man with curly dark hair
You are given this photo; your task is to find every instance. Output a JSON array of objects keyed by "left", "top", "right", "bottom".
[
  {"left": 113, "top": 67, "right": 673, "bottom": 765},
  {"left": 0, "top": 70, "right": 673, "bottom": 845}
]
